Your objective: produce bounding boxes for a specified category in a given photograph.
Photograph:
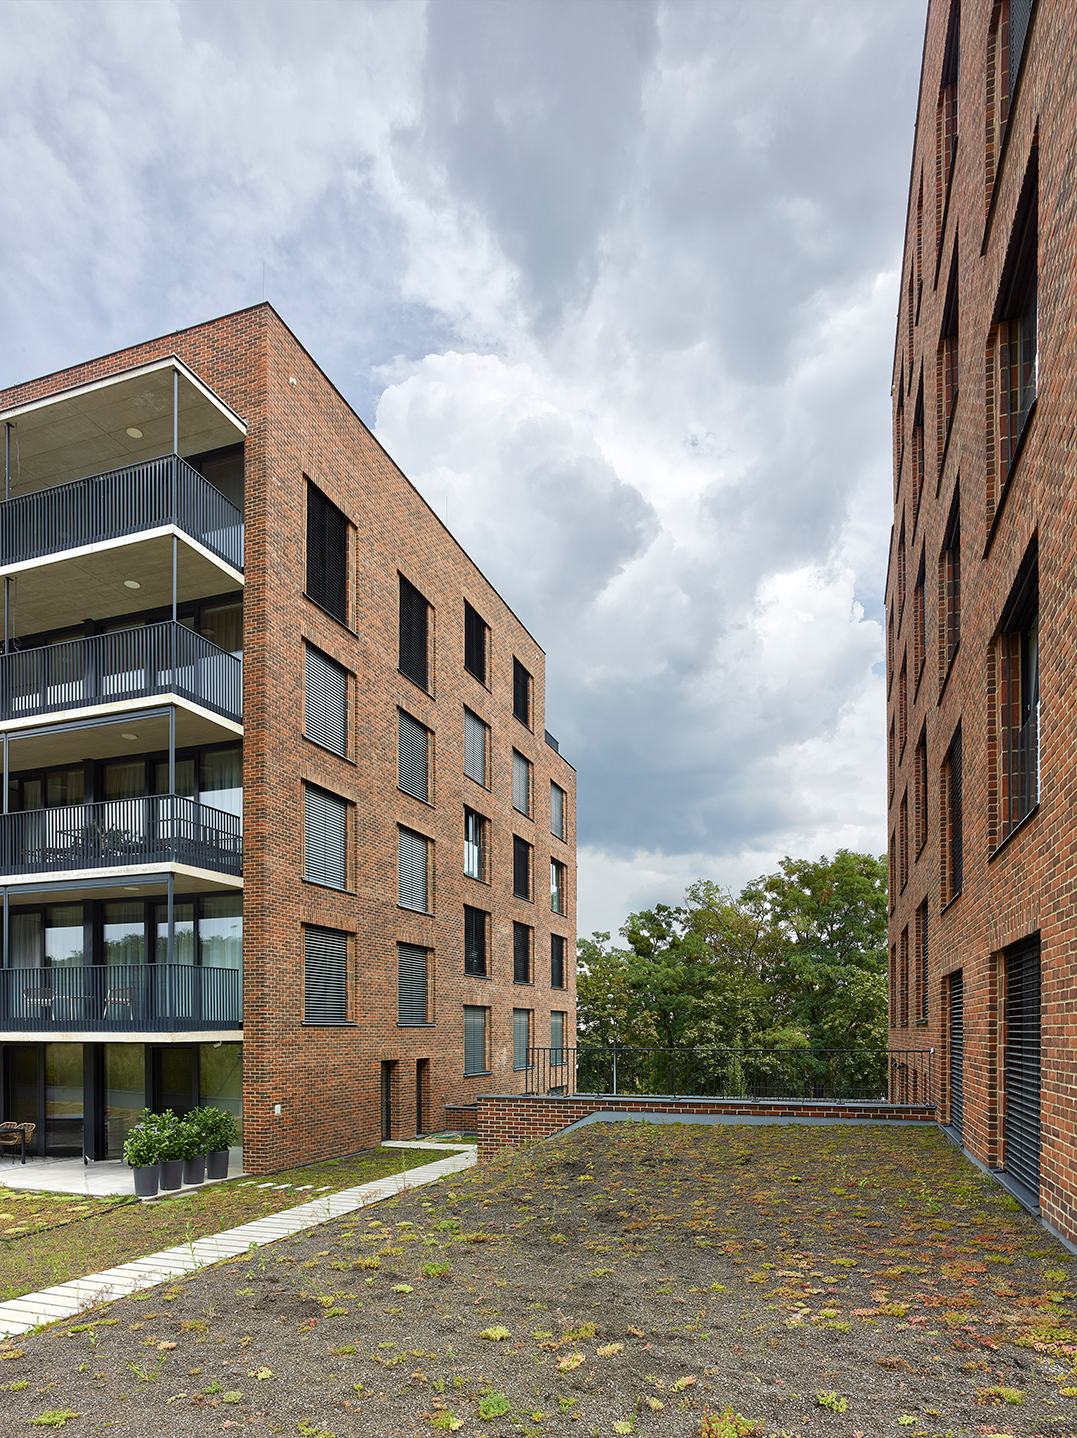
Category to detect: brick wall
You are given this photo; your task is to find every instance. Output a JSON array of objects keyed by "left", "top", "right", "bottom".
[{"left": 0, "top": 304, "right": 578, "bottom": 1174}]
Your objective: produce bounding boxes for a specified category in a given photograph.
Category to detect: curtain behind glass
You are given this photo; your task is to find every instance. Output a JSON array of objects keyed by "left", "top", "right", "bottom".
[
  {"left": 45, "top": 905, "right": 84, "bottom": 967},
  {"left": 155, "top": 902, "right": 195, "bottom": 964},
  {"left": 200, "top": 895, "right": 242, "bottom": 971},
  {"left": 200, "top": 748, "right": 242, "bottom": 824},
  {"left": 103, "top": 901, "right": 145, "bottom": 966},
  {"left": 10, "top": 911, "right": 42, "bottom": 967},
  {"left": 103, "top": 762, "right": 146, "bottom": 800}
]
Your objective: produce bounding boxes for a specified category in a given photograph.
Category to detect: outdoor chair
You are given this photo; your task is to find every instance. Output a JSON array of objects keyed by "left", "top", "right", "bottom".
[
  {"left": 23, "top": 985, "right": 54, "bottom": 1021},
  {"left": 0, "top": 1121, "right": 34, "bottom": 1164},
  {"left": 103, "top": 985, "right": 134, "bottom": 1021}
]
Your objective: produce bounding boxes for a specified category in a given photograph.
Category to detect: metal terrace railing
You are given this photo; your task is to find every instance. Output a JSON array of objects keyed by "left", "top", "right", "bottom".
[
  {"left": 0, "top": 622, "right": 242, "bottom": 724},
  {"left": 0, "top": 961, "right": 242, "bottom": 1032},
  {"left": 524, "top": 1046, "right": 936, "bottom": 1107},
  {"left": 0, "top": 455, "right": 243, "bottom": 571},
  {"left": 0, "top": 795, "right": 242, "bottom": 877}
]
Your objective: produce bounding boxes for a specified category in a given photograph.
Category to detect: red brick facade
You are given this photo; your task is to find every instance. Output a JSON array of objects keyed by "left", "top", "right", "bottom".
[
  {"left": 887, "top": 1, "right": 1077, "bottom": 1234},
  {"left": 0, "top": 305, "right": 577, "bottom": 1173}
]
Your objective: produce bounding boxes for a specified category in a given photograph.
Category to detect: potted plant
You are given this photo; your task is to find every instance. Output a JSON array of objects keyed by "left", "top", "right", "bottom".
[
  {"left": 124, "top": 1110, "right": 171, "bottom": 1198},
  {"left": 176, "top": 1117, "right": 205, "bottom": 1185},
  {"left": 192, "top": 1107, "right": 240, "bottom": 1180},
  {"left": 156, "top": 1111, "right": 185, "bottom": 1191}
]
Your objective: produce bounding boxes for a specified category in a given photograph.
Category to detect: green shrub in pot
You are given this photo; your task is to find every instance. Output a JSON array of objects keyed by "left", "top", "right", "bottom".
[
  {"left": 123, "top": 1109, "right": 176, "bottom": 1168},
  {"left": 192, "top": 1106, "right": 240, "bottom": 1153}
]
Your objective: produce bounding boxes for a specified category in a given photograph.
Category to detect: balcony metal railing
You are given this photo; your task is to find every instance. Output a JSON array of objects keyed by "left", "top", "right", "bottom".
[
  {"left": 0, "top": 962, "right": 242, "bottom": 1032},
  {"left": 0, "top": 795, "right": 242, "bottom": 877},
  {"left": 0, "top": 621, "right": 242, "bottom": 724},
  {"left": 0, "top": 455, "right": 243, "bottom": 571},
  {"left": 524, "top": 1045, "right": 936, "bottom": 1107}
]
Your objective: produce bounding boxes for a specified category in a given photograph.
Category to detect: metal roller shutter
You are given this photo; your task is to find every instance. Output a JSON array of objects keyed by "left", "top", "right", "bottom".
[
  {"left": 464, "top": 1005, "right": 487, "bottom": 1075},
  {"left": 513, "top": 751, "right": 531, "bottom": 815},
  {"left": 304, "top": 785, "right": 347, "bottom": 889},
  {"left": 399, "top": 576, "right": 429, "bottom": 689},
  {"left": 1006, "top": 937, "right": 1041, "bottom": 1193},
  {"left": 305, "top": 926, "right": 347, "bottom": 1024},
  {"left": 551, "top": 783, "right": 564, "bottom": 839},
  {"left": 398, "top": 942, "right": 428, "bottom": 1025},
  {"left": 551, "top": 934, "right": 565, "bottom": 989},
  {"left": 464, "top": 710, "right": 487, "bottom": 786},
  {"left": 306, "top": 647, "right": 347, "bottom": 755},
  {"left": 513, "top": 835, "right": 531, "bottom": 900},
  {"left": 513, "top": 922, "right": 531, "bottom": 983},
  {"left": 513, "top": 1009, "right": 531, "bottom": 1070},
  {"left": 950, "top": 728, "right": 963, "bottom": 895},
  {"left": 464, "top": 905, "right": 487, "bottom": 976},
  {"left": 307, "top": 484, "right": 348, "bottom": 623},
  {"left": 950, "top": 972, "right": 964, "bottom": 1139},
  {"left": 1010, "top": 0, "right": 1035, "bottom": 103},
  {"left": 464, "top": 601, "right": 486, "bottom": 683},
  {"left": 398, "top": 827, "right": 429, "bottom": 912},
  {"left": 398, "top": 712, "right": 429, "bottom": 801}
]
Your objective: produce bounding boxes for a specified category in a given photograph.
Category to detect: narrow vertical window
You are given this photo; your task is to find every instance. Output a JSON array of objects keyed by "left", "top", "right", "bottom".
[
  {"left": 398, "top": 711, "right": 430, "bottom": 802},
  {"left": 512, "top": 750, "right": 532, "bottom": 817},
  {"left": 398, "top": 827, "right": 430, "bottom": 913},
  {"left": 911, "top": 382, "right": 925, "bottom": 521},
  {"left": 940, "top": 486, "right": 961, "bottom": 682},
  {"left": 304, "top": 785, "right": 347, "bottom": 889},
  {"left": 889, "top": 943, "right": 897, "bottom": 1027},
  {"left": 899, "top": 790, "right": 909, "bottom": 893},
  {"left": 550, "top": 1010, "right": 565, "bottom": 1066},
  {"left": 887, "top": 606, "right": 895, "bottom": 693},
  {"left": 998, "top": 544, "right": 1039, "bottom": 838},
  {"left": 899, "top": 925, "right": 910, "bottom": 1028},
  {"left": 550, "top": 782, "right": 565, "bottom": 840},
  {"left": 898, "top": 652, "right": 908, "bottom": 758},
  {"left": 550, "top": 933, "right": 565, "bottom": 990},
  {"left": 463, "top": 807, "right": 487, "bottom": 880},
  {"left": 939, "top": 242, "right": 960, "bottom": 460},
  {"left": 399, "top": 575, "right": 430, "bottom": 690},
  {"left": 463, "top": 709, "right": 489, "bottom": 787},
  {"left": 513, "top": 1008, "right": 532, "bottom": 1071},
  {"left": 306, "top": 482, "right": 348, "bottom": 624},
  {"left": 942, "top": 724, "right": 963, "bottom": 904},
  {"left": 889, "top": 831, "right": 896, "bottom": 913},
  {"left": 513, "top": 836, "right": 532, "bottom": 901},
  {"left": 305, "top": 647, "right": 348, "bottom": 756},
  {"left": 464, "top": 601, "right": 488, "bottom": 685},
  {"left": 464, "top": 906, "right": 488, "bottom": 977},
  {"left": 513, "top": 921, "right": 532, "bottom": 983},
  {"left": 550, "top": 859, "right": 566, "bottom": 915},
  {"left": 915, "top": 899, "right": 929, "bottom": 1024},
  {"left": 997, "top": 164, "right": 1038, "bottom": 479},
  {"left": 464, "top": 1005, "right": 488, "bottom": 1075},
  {"left": 914, "top": 727, "right": 928, "bottom": 854},
  {"left": 888, "top": 719, "right": 896, "bottom": 801},
  {"left": 913, "top": 550, "right": 926, "bottom": 686},
  {"left": 897, "top": 518, "right": 907, "bottom": 617},
  {"left": 513, "top": 658, "right": 532, "bottom": 727},
  {"left": 936, "top": 1, "right": 960, "bottom": 253},
  {"left": 397, "top": 943, "right": 430, "bottom": 1025},
  {"left": 304, "top": 926, "right": 348, "bottom": 1024}
]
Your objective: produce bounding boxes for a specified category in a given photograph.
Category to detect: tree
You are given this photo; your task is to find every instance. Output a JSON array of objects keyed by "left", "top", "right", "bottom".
[{"left": 575, "top": 933, "right": 656, "bottom": 1047}]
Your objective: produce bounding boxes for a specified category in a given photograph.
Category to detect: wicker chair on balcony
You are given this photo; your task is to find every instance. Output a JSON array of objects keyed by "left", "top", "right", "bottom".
[{"left": 0, "top": 1121, "right": 34, "bottom": 1163}]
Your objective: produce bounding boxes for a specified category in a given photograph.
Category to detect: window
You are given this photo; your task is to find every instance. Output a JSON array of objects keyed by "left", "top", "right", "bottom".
[
  {"left": 899, "top": 789, "right": 909, "bottom": 893},
  {"left": 911, "top": 382, "right": 925, "bottom": 522},
  {"left": 888, "top": 719, "right": 896, "bottom": 801},
  {"left": 513, "top": 835, "right": 532, "bottom": 900},
  {"left": 914, "top": 727, "right": 928, "bottom": 854},
  {"left": 512, "top": 749, "right": 532, "bottom": 817},
  {"left": 464, "top": 709, "right": 489, "bottom": 787},
  {"left": 915, "top": 899, "right": 929, "bottom": 1024},
  {"left": 936, "top": 1, "right": 959, "bottom": 251},
  {"left": 550, "top": 859, "right": 566, "bottom": 914},
  {"left": 889, "top": 943, "right": 897, "bottom": 1028},
  {"left": 915, "top": 174, "right": 923, "bottom": 315},
  {"left": 464, "top": 905, "right": 488, "bottom": 977},
  {"left": 305, "top": 646, "right": 347, "bottom": 756},
  {"left": 513, "top": 658, "right": 532, "bottom": 727},
  {"left": 513, "top": 921, "right": 532, "bottom": 984},
  {"left": 939, "top": 242, "right": 960, "bottom": 456},
  {"left": 997, "top": 166, "right": 1038, "bottom": 479},
  {"left": 464, "top": 807, "right": 488, "bottom": 880},
  {"left": 513, "top": 1008, "right": 532, "bottom": 1070},
  {"left": 986, "top": 3, "right": 1011, "bottom": 199},
  {"left": 942, "top": 724, "right": 963, "bottom": 905},
  {"left": 998, "top": 545, "right": 1039, "bottom": 839},
  {"left": 896, "top": 517, "right": 907, "bottom": 617},
  {"left": 551, "top": 1010, "right": 565, "bottom": 1066},
  {"left": 398, "top": 827, "right": 430, "bottom": 912},
  {"left": 888, "top": 831, "right": 896, "bottom": 914},
  {"left": 899, "top": 925, "right": 910, "bottom": 1028},
  {"left": 887, "top": 605, "right": 894, "bottom": 693},
  {"left": 306, "top": 482, "right": 348, "bottom": 624},
  {"left": 464, "top": 1005, "right": 488, "bottom": 1075},
  {"left": 398, "top": 942, "right": 430, "bottom": 1025},
  {"left": 398, "top": 711, "right": 430, "bottom": 802},
  {"left": 551, "top": 933, "right": 566, "bottom": 989},
  {"left": 399, "top": 575, "right": 430, "bottom": 690},
  {"left": 898, "top": 652, "right": 908, "bottom": 758},
  {"left": 304, "top": 926, "right": 348, "bottom": 1024},
  {"left": 550, "top": 782, "right": 566, "bottom": 840},
  {"left": 895, "top": 369, "right": 905, "bottom": 488},
  {"left": 464, "top": 601, "right": 487, "bottom": 685},
  {"left": 940, "top": 486, "right": 960, "bottom": 681},
  {"left": 304, "top": 785, "right": 347, "bottom": 889},
  {"left": 912, "top": 550, "right": 926, "bottom": 685}
]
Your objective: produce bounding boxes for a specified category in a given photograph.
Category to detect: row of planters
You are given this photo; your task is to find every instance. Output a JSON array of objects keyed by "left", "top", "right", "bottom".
[{"left": 123, "top": 1106, "right": 240, "bottom": 1197}]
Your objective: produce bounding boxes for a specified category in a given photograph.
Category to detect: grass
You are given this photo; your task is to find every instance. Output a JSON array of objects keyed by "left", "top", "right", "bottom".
[{"left": 0, "top": 1143, "right": 444, "bottom": 1302}]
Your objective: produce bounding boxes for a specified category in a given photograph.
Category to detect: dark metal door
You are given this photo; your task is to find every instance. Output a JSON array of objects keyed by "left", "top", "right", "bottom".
[
  {"left": 950, "top": 972, "right": 964, "bottom": 1139},
  {"left": 1006, "top": 938, "right": 1041, "bottom": 1193}
]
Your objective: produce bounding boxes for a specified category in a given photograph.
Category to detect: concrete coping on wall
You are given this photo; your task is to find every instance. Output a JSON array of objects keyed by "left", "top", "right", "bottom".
[{"left": 477, "top": 1093, "right": 936, "bottom": 1113}]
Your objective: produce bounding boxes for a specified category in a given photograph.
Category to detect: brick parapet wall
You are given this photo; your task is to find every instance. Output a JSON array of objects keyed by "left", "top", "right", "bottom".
[{"left": 476, "top": 1093, "right": 937, "bottom": 1157}]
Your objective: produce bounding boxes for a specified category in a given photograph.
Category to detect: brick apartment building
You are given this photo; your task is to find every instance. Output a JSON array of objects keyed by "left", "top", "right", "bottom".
[
  {"left": 0, "top": 305, "right": 577, "bottom": 1174},
  {"left": 886, "top": 0, "right": 1077, "bottom": 1235}
]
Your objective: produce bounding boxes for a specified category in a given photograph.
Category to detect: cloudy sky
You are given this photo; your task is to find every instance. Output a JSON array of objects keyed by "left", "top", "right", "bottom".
[{"left": 1, "top": 0, "right": 925, "bottom": 937}]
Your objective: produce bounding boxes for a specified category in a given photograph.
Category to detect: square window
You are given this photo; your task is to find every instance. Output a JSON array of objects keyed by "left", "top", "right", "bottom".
[{"left": 305, "top": 926, "right": 348, "bottom": 1024}]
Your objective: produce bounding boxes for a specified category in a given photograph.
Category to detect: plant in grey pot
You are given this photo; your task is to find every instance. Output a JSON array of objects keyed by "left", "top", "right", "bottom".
[
  {"left": 156, "top": 1111, "right": 185, "bottom": 1191},
  {"left": 124, "top": 1110, "right": 171, "bottom": 1198},
  {"left": 176, "top": 1118, "right": 205, "bottom": 1185},
  {"left": 193, "top": 1107, "right": 240, "bottom": 1180}
]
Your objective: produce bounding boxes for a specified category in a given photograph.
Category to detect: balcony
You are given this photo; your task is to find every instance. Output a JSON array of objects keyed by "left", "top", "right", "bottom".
[
  {"left": 0, "top": 455, "right": 243, "bottom": 573},
  {"left": 0, "top": 962, "right": 241, "bottom": 1032},
  {"left": 0, "top": 796, "right": 242, "bottom": 879},
  {"left": 0, "top": 623, "right": 242, "bottom": 725}
]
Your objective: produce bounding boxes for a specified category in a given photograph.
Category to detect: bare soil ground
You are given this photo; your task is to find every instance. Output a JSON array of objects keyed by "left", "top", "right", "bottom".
[{"left": 2, "top": 1121, "right": 1076, "bottom": 1438}]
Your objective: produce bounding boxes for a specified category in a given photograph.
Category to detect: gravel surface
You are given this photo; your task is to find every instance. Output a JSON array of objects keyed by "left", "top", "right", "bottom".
[{"left": 1, "top": 1121, "right": 1075, "bottom": 1437}]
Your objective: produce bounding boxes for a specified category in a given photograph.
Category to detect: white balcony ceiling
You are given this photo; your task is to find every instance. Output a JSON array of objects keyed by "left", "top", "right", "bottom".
[{"left": 0, "top": 358, "right": 246, "bottom": 493}]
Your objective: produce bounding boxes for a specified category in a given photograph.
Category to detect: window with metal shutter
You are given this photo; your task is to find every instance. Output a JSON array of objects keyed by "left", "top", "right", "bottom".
[
  {"left": 1010, "top": 0, "right": 1034, "bottom": 104},
  {"left": 551, "top": 934, "right": 565, "bottom": 989},
  {"left": 513, "top": 921, "right": 531, "bottom": 984},
  {"left": 464, "top": 1005, "right": 487, "bottom": 1075},
  {"left": 512, "top": 750, "right": 531, "bottom": 816},
  {"left": 399, "top": 575, "right": 429, "bottom": 689},
  {"left": 398, "top": 711, "right": 429, "bottom": 801},
  {"left": 513, "top": 835, "right": 531, "bottom": 900},
  {"left": 550, "top": 1010, "right": 564, "bottom": 1064},
  {"left": 464, "top": 601, "right": 487, "bottom": 684},
  {"left": 464, "top": 709, "right": 487, "bottom": 786},
  {"left": 306, "top": 647, "right": 347, "bottom": 756},
  {"left": 304, "top": 785, "right": 347, "bottom": 889},
  {"left": 398, "top": 942, "right": 429, "bottom": 1025},
  {"left": 304, "top": 925, "right": 348, "bottom": 1024},
  {"left": 550, "top": 783, "right": 564, "bottom": 839},
  {"left": 1005, "top": 937, "right": 1041, "bottom": 1194},
  {"left": 949, "top": 971, "right": 964, "bottom": 1139},
  {"left": 513, "top": 658, "right": 531, "bottom": 726},
  {"left": 306, "top": 483, "right": 348, "bottom": 624},
  {"left": 513, "top": 1008, "right": 531, "bottom": 1070},
  {"left": 398, "top": 827, "right": 429, "bottom": 912},
  {"left": 950, "top": 727, "right": 963, "bottom": 895},
  {"left": 464, "top": 905, "right": 487, "bottom": 976},
  {"left": 464, "top": 807, "right": 486, "bottom": 879}
]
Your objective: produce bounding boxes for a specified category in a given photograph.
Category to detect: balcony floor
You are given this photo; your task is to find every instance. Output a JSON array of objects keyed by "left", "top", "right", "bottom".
[{"left": 0, "top": 1146, "right": 245, "bottom": 1196}]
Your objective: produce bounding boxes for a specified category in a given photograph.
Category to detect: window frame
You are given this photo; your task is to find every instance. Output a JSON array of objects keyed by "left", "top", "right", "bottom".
[
  {"left": 512, "top": 658, "right": 533, "bottom": 729},
  {"left": 512, "top": 749, "right": 533, "bottom": 818},
  {"left": 397, "top": 941, "right": 432, "bottom": 1026},
  {"left": 306, "top": 481, "right": 349, "bottom": 626},
  {"left": 512, "top": 834, "right": 532, "bottom": 902},
  {"left": 513, "top": 921, "right": 533, "bottom": 985},
  {"left": 463, "top": 601, "right": 488, "bottom": 686},
  {"left": 463, "top": 708, "right": 490, "bottom": 789},
  {"left": 304, "top": 644, "right": 349, "bottom": 758},
  {"left": 398, "top": 826, "right": 432, "bottom": 914},
  {"left": 464, "top": 904, "right": 489, "bottom": 978},
  {"left": 304, "top": 924, "right": 351, "bottom": 1026},
  {"left": 399, "top": 574, "right": 431, "bottom": 692},
  {"left": 550, "top": 858, "right": 566, "bottom": 915},
  {"left": 463, "top": 806, "right": 489, "bottom": 882},
  {"left": 303, "top": 783, "right": 348, "bottom": 891},
  {"left": 550, "top": 933, "right": 566, "bottom": 990},
  {"left": 512, "top": 1007, "right": 533, "bottom": 1071},
  {"left": 463, "top": 1004, "right": 489, "bottom": 1076},
  {"left": 398, "top": 709, "right": 432, "bottom": 804}
]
